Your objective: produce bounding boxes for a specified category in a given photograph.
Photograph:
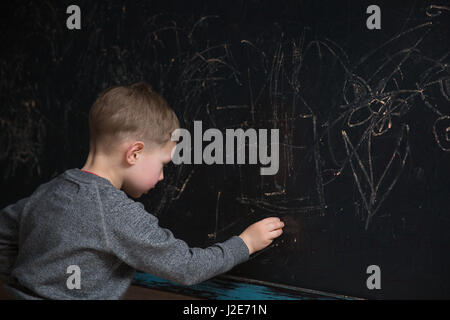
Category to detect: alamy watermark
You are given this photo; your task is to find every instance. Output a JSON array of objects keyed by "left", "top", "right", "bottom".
[
  {"left": 66, "top": 5, "right": 81, "bottom": 30},
  {"left": 171, "top": 121, "right": 279, "bottom": 175},
  {"left": 66, "top": 265, "right": 81, "bottom": 290},
  {"left": 67, "top": 5, "right": 381, "bottom": 31},
  {"left": 366, "top": 265, "right": 381, "bottom": 290}
]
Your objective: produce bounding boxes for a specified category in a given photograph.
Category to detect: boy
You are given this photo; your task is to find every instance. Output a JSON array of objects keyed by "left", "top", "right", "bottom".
[{"left": 0, "top": 82, "right": 284, "bottom": 299}]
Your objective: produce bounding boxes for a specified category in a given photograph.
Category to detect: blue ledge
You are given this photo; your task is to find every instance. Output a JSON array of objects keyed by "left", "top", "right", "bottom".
[{"left": 132, "top": 272, "right": 360, "bottom": 300}]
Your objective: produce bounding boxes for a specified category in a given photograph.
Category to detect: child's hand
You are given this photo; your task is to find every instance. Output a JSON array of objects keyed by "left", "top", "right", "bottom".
[{"left": 239, "top": 217, "right": 285, "bottom": 255}]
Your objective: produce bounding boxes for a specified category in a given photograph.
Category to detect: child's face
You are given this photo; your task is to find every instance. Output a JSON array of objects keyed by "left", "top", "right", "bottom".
[{"left": 122, "top": 140, "right": 176, "bottom": 199}]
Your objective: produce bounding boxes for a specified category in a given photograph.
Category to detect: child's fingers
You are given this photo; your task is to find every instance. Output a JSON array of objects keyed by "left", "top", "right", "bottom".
[
  {"left": 263, "top": 217, "right": 281, "bottom": 224},
  {"left": 269, "top": 228, "right": 283, "bottom": 239},
  {"left": 266, "top": 221, "right": 284, "bottom": 231}
]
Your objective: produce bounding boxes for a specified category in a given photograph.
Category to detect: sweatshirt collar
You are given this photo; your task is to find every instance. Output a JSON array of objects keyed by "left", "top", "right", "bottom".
[{"left": 63, "top": 168, "right": 116, "bottom": 188}]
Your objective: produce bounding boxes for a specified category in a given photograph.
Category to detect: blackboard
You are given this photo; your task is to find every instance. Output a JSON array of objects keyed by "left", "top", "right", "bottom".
[{"left": 1, "top": 0, "right": 449, "bottom": 299}]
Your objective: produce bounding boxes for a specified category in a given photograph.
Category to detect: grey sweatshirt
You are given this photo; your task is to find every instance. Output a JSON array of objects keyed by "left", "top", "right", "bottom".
[{"left": 0, "top": 168, "right": 249, "bottom": 299}]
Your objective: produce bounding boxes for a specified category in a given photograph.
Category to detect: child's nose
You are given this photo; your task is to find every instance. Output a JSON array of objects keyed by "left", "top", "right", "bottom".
[{"left": 159, "top": 171, "right": 164, "bottom": 181}]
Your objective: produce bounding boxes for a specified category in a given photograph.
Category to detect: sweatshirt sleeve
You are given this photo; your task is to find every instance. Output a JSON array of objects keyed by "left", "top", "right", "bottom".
[
  {"left": 0, "top": 197, "right": 28, "bottom": 280},
  {"left": 103, "top": 199, "right": 249, "bottom": 286}
]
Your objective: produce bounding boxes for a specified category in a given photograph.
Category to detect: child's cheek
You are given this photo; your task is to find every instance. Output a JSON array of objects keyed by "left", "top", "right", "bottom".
[{"left": 148, "top": 166, "right": 160, "bottom": 187}]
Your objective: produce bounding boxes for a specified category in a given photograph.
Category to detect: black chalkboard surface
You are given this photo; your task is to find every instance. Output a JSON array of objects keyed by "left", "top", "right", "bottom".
[{"left": 1, "top": 0, "right": 449, "bottom": 299}]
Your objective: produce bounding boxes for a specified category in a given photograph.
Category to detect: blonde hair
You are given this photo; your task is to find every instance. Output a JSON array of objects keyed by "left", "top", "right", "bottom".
[{"left": 87, "top": 82, "right": 179, "bottom": 154}]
